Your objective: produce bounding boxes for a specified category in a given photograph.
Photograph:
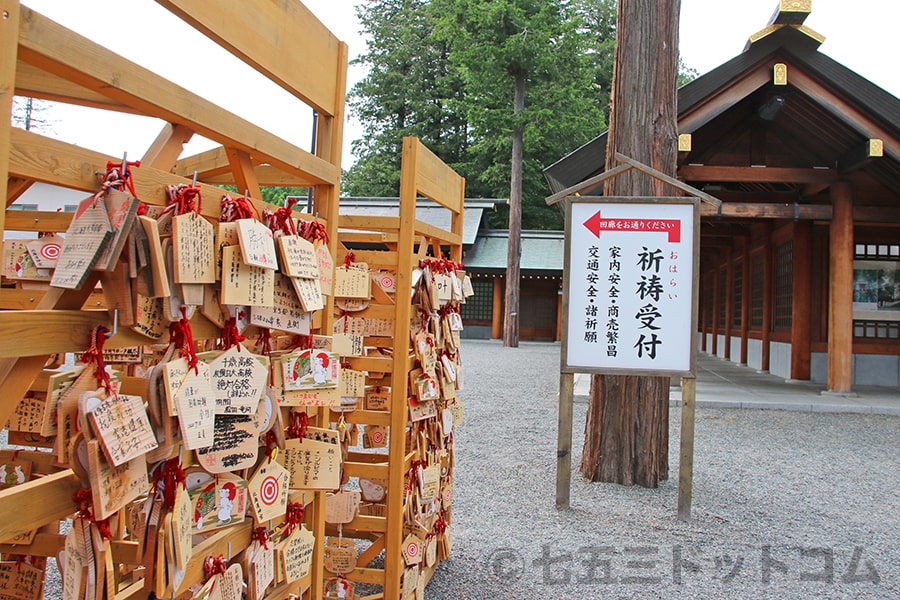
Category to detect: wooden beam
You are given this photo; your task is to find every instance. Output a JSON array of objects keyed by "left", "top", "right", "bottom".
[
  {"left": 226, "top": 147, "right": 262, "bottom": 200},
  {"left": 173, "top": 146, "right": 232, "bottom": 180},
  {"left": 4, "top": 209, "right": 73, "bottom": 232},
  {"left": 615, "top": 153, "right": 722, "bottom": 206},
  {"left": 790, "top": 221, "right": 812, "bottom": 380},
  {"left": 155, "top": 0, "right": 343, "bottom": 116},
  {"left": 680, "top": 165, "right": 838, "bottom": 184},
  {"left": 14, "top": 60, "right": 136, "bottom": 114},
  {"left": 789, "top": 69, "right": 899, "bottom": 160},
  {"left": 699, "top": 201, "right": 831, "bottom": 220},
  {"left": 545, "top": 162, "right": 631, "bottom": 205},
  {"left": 204, "top": 165, "right": 315, "bottom": 187},
  {"left": 16, "top": 7, "right": 339, "bottom": 185},
  {"left": 837, "top": 138, "right": 883, "bottom": 173},
  {"left": 8, "top": 128, "right": 299, "bottom": 222},
  {"left": 141, "top": 122, "right": 195, "bottom": 169},
  {"left": 0, "top": 470, "right": 82, "bottom": 540},
  {"left": 1, "top": 0, "right": 19, "bottom": 240},
  {"left": 678, "top": 65, "right": 770, "bottom": 133},
  {"left": 6, "top": 176, "right": 33, "bottom": 204},
  {"left": 769, "top": 0, "right": 811, "bottom": 25}
]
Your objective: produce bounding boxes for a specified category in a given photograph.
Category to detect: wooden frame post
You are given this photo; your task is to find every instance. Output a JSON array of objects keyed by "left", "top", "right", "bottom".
[
  {"left": 555, "top": 372, "right": 575, "bottom": 509},
  {"left": 828, "top": 182, "right": 854, "bottom": 392},
  {"left": 677, "top": 376, "right": 697, "bottom": 521},
  {"left": 790, "top": 220, "right": 812, "bottom": 380}
]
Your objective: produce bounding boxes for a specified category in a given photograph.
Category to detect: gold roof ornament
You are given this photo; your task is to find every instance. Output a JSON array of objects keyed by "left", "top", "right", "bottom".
[{"left": 745, "top": 0, "right": 824, "bottom": 50}]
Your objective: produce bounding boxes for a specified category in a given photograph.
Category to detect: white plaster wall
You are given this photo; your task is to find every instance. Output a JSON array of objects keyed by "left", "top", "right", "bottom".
[
  {"left": 730, "top": 337, "right": 742, "bottom": 363},
  {"left": 716, "top": 335, "right": 726, "bottom": 358},
  {"left": 769, "top": 341, "right": 792, "bottom": 379},
  {"left": 747, "top": 338, "right": 763, "bottom": 370}
]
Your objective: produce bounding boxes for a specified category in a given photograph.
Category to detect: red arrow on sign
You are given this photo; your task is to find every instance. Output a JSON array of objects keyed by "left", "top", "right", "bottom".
[{"left": 583, "top": 210, "right": 681, "bottom": 243}]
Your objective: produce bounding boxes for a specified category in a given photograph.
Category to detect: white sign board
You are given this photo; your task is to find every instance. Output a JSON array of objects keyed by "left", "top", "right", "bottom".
[{"left": 562, "top": 198, "right": 698, "bottom": 376}]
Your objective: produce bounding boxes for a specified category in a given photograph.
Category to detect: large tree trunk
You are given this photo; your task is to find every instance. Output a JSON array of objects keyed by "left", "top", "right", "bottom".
[
  {"left": 503, "top": 73, "right": 526, "bottom": 347},
  {"left": 579, "top": 0, "right": 680, "bottom": 488}
]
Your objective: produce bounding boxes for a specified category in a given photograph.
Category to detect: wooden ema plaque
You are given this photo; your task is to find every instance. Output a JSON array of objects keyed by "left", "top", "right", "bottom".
[
  {"left": 251, "top": 273, "right": 312, "bottom": 334},
  {"left": 291, "top": 275, "right": 325, "bottom": 311},
  {"left": 278, "top": 435, "right": 341, "bottom": 490},
  {"left": 95, "top": 188, "right": 140, "bottom": 272},
  {"left": 221, "top": 245, "right": 275, "bottom": 307},
  {"left": 277, "top": 234, "right": 319, "bottom": 278},
  {"left": 277, "top": 525, "right": 315, "bottom": 583},
  {"left": 173, "top": 362, "right": 215, "bottom": 450},
  {"left": 247, "top": 459, "right": 290, "bottom": 522},
  {"left": 50, "top": 197, "right": 113, "bottom": 290},
  {"left": 195, "top": 414, "right": 259, "bottom": 474},
  {"left": 236, "top": 218, "right": 278, "bottom": 270},
  {"left": 26, "top": 234, "right": 64, "bottom": 270},
  {"left": 172, "top": 212, "right": 216, "bottom": 284},
  {"left": 85, "top": 392, "right": 158, "bottom": 466},
  {"left": 208, "top": 344, "right": 269, "bottom": 415},
  {"left": 86, "top": 438, "right": 148, "bottom": 520}
]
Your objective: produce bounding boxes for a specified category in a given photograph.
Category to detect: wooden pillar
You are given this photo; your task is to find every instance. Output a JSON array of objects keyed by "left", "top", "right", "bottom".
[
  {"left": 699, "top": 271, "right": 708, "bottom": 352},
  {"left": 724, "top": 248, "right": 733, "bottom": 360},
  {"left": 711, "top": 267, "right": 720, "bottom": 356},
  {"left": 828, "top": 182, "right": 854, "bottom": 392},
  {"left": 740, "top": 239, "right": 751, "bottom": 364},
  {"left": 761, "top": 231, "right": 774, "bottom": 372},
  {"left": 790, "top": 220, "right": 812, "bottom": 380},
  {"left": 0, "top": 0, "right": 19, "bottom": 237},
  {"left": 491, "top": 275, "right": 504, "bottom": 339}
]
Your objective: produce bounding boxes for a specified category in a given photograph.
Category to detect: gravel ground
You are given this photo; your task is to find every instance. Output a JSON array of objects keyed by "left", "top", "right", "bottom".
[{"left": 427, "top": 339, "right": 900, "bottom": 600}]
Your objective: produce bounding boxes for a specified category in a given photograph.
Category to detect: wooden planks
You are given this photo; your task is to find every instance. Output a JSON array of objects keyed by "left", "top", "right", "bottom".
[
  {"left": 16, "top": 6, "right": 339, "bottom": 185},
  {"left": 156, "top": 0, "right": 345, "bottom": 116}
]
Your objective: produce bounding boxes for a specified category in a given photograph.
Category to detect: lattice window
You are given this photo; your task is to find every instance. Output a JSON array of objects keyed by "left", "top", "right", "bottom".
[
  {"left": 855, "top": 244, "right": 900, "bottom": 259},
  {"left": 733, "top": 261, "right": 743, "bottom": 328},
  {"left": 774, "top": 241, "right": 793, "bottom": 329},
  {"left": 750, "top": 252, "right": 764, "bottom": 329},
  {"left": 854, "top": 321, "right": 900, "bottom": 339},
  {"left": 717, "top": 267, "right": 727, "bottom": 329},
  {"left": 460, "top": 278, "right": 493, "bottom": 323}
]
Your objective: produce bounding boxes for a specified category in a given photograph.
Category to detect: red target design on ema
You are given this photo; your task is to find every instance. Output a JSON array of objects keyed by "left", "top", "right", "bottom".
[
  {"left": 406, "top": 542, "right": 419, "bottom": 557},
  {"left": 40, "top": 243, "right": 61, "bottom": 261},
  {"left": 260, "top": 475, "right": 280, "bottom": 505},
  {"left": 372, "top": 430, "right": 384, "bottom": 444}
]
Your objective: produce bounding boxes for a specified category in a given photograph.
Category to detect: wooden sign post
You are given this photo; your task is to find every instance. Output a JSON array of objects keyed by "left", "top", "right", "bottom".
[{"left": 556, "top": 194, "right": 700, "bottom": 518}]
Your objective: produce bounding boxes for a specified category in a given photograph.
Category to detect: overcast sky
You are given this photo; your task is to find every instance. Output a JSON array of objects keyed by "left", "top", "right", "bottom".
[{"left": 18, "top": 0, "right": 900, "bottom": 170}]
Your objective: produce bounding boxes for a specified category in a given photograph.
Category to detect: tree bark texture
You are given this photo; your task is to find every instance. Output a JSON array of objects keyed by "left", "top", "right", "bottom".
[
  {"left": 503, "top": 73, "right": 526, "bottom": 347},
  {"left": 580, "top": 0, "right": 680, "bottom": 488}
]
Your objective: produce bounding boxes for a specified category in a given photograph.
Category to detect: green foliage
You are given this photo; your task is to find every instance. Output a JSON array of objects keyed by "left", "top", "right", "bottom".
[{"left": 345, "top": 0, "right": 616, "bottom": 230}]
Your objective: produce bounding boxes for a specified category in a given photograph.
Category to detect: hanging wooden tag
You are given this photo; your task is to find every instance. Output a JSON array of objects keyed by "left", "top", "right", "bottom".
[
  {"left": 408, "top": 398, "right": 437, "bottom": 423},
  {"left": 420, "top": 465, "right": 441, "bottom": 502},
  {"left": 249, "top": 539, "right": 275, "bottom": 600},
  {"left": 163, "top": 239, "right": 196, "bottom": 322},
  {"left": 333, "top": 265, "right": 370, "bottom": 299},
  {"left": 221, "top": 245, "right": 275, "bottom": 306},
  {"left": 195, "top": 414, "right": 259, "bottom": 474},
  {"left": 219, "top": 563, "right": 244, "bottom": 600},
  {"left": 324, "top": 489, "right": 361, "bottom": 524},
  {"left": 26, "top": 234, "right": 64, "bottom": 270},
  {"left": 281, "top": 349, "right": 340, "bottom": 391},
  {"left": 209, "top": 344, "right": 269, "bottom": 415},
  {"left": 278, "top": 235, "right": 318, "bottom": 278},
  {"left": 270, "top": 359, "right": 341, "bottom": 408},
  {"left": 278, "top": 436, "right": 341, "bottom": 490},
  {"left": 433, "top": 273, "right": 453, "bottom": 303},
  {"left": 61, "top": 517, "right": 87, "bottom": 599},
  {"left": 323, "top": 538, "right": 357, "bottom": 574},
  {"left": 317, "top": 243, "right": 334, "bottom": 295},
  {"left": 189, "top": 473, "right": 248, "bottom": 533},
  {"left": 277, "top": 525, "right": 315, "bottom": 583},
  {"left": 41, "top": 365, "right": 84, "bottom": 437},
  {"left": 201, "top": 285, "right": 228, "bottom": 328},
  {"left": 291, "top": 275, "right": 325, "bottom": 312},
  {"left": 137, "top": 215, "right": 170, "bottom": 298},
  {"left": 54, "top": 367, "right": 103, "bottom": 466},
  {"left": 171, "top": 484, "right": 193, "bottom": 571},
  {"left": 324, "top": 577, "right": 355, "bottom": 599},
  {"left": 5, "top": 391, "right": 46, "bottom": 435},
  {"left": 402, "top": 534, "right": 424, "bottom": 566},
  {"left": 0, "top": 458, "right": 31, "bottom": 492},
  {"left": 251, "top": 273, "right": 312, "bottom": 333},
  {"left": 236, "top": 218, "right": 278, "bottom": 270},
  {"left": 339, "top": 369, "right": 365, "bottom": 401},
  {"left": 85, "top": 393, "right": 158, "bottom": 466},
  {"left": 0, "top": 559, "right": 45, "bottom": 600},
  {"left": 50, "top": 197, "right": 113, "bottom": 290},
  {"left": 215, "top": 221, "right": 240, "bottom": 280},
  {"left": 362, "top": 425, "right": 388, "bottom": 449},
  {"left": 163, "top": 357, "right": 191, "bottom": 416},
  {"left": 365, "top": 387, "right": 391, "bottom": 411},
  {"left": 247, "top": 459, "right": 290, "bottom": 523},
  {"left": 172, "top": 212, "right": 216, "bottom": 283},
  {"left": 86, "top": 438, "right": 148, "bottom": 520},
  {"left": 95, "top": 188, "right": 140, "bottom": 271},
  {"left": 131, "top": 294, "right": 167, "bottom": 340},
  {"left": 173, "top": 362, "right": 215, "bottom": 450},
  {"left": 181, "top": 282, "right": 206, "bottom": 307},
  {"left": 461, "top": 272, "right": 474, "bottom": 297}
]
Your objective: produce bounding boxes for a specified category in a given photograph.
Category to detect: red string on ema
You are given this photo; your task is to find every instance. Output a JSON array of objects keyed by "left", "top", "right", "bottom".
[
  {"left": 297, "top": 218, "right": 329, "bottom": 244},
  {"left": 265, "top": 197, "right": 299, "bottom": 236},
  {"left": 282, "top": 501, "right": 305, "bottom": 537},
  {"left": 169, "top": 306, "right": 199, "bottom": 374},
  {"left": 80, "top": 325, "right": 113, "bottom": 394},
  {"left": 286, "top": 410, "right": 309, "bottom": 440},
  {"left": 203, "top": 554, "right": 228, "bottom": 582},
  {"left": 220, "top": 193, "right": 259, "bottom": 223},
  {"left": 218, "top": 317, "right": 247, "bottom": 351},
  {"left": 103, "top": 159, "right": 140, "bottom": 198},
  {"left": 164, "top": 183, "right": 202, "bottom": 217}
]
